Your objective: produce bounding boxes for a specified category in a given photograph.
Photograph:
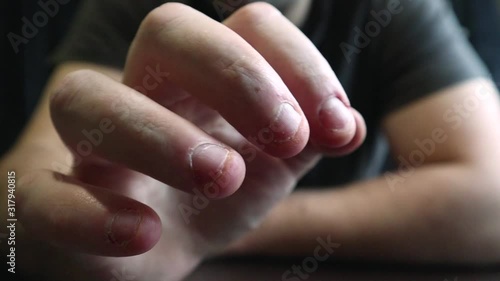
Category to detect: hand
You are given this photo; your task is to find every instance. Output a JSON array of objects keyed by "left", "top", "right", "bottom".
[{"left": 3, "top": 3, "right": 366, "bottom": 281}]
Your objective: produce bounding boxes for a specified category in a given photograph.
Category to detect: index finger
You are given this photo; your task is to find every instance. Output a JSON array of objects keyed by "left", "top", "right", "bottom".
[{"left": 123, "top": 3, "right": 309, "bottom": 158}]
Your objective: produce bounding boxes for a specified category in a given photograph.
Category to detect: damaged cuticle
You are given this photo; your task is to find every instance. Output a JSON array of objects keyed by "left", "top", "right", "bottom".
[
  {"left": 269, "top": 102, "right": 302, "bottom": 143},
  {"left": 190, "top": 143, "right": 230, "bottom": 188},
  {"left": 106, "top": 208, "right": 143, "bottom": 247}
]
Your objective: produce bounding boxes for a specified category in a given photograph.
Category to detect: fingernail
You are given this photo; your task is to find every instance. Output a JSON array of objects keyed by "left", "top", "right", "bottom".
[
  {"left": 107, "top": 209, "right": 142, "bottom": 246},
  {"left": 319, "top": 97, "right": 354, "bottom": 131},
  {"left": 191, "top": 143, "right": 229, "bottom": 186},
  {"left": 270, "top": 103, "right": 302, "bottom": 142}
]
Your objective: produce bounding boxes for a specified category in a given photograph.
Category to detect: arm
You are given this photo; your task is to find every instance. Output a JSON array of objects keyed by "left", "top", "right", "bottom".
[
  {"left": 1, "top": 3, "right": 366, "bottom": 280},
  {"left": 227, "top": 79, "right": 500, "bottom": 263}
]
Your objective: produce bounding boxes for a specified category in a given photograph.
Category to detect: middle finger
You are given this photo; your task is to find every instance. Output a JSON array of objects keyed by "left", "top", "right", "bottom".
[{"left": 123, "top": 3, "right": 310, "bottom": 158}]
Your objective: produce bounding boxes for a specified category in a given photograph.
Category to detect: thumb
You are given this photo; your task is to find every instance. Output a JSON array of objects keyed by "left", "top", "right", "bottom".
[{"left": 17, "top": 170, "right": 161, "bottom": 257}]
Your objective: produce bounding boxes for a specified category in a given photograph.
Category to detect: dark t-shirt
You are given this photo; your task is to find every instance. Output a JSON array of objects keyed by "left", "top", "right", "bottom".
[{"left": 51, "top": 0, "right": 490, "bottom": 187}]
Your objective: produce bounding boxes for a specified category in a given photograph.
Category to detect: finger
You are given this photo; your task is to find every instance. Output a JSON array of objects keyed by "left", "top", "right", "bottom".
[
  {"left": 50, "top": 70, "right": 245, "bottom": 198},
  {"left": 123, "top": 3, "right": 309, "bottom": 158},
  {"left": 17, "top": 170, "right": 161, "bottom": 257},
  {"left": 317, "top": 108, "right": 367, "bottom": 157},
  {"left": 224, "top": 3, "right": 366, "bottom": 154}
]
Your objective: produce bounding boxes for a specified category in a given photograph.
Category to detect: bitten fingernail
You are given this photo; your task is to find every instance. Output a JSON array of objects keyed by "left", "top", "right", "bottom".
[
  {"left": 319, "top": 97, "right": 354, "bottom": 131},
  {"left": 190, "top": 143, "right": 229, "bottom": 192},
  {"left": 270, "top": 102, "right": 302, "bottom": 143},
  {"left": 107, "top": 209, "right": 142, "bottom": 246}
]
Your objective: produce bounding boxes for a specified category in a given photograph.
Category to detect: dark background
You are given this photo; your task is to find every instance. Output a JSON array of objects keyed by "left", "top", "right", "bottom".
[{"left": 1, "top": 0, "right": 499, "bottom": 157}]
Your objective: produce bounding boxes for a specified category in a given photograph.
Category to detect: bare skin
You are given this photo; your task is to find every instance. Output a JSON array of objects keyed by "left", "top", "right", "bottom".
[
  {"left": 228, "top": 79, "right": 500, "bottom": 263},
  {"left": 3, "top": 1, "right": 500, "bottom": 281},
  {"left": 0, "top": 2, "right": 365, "bottom": 280}
]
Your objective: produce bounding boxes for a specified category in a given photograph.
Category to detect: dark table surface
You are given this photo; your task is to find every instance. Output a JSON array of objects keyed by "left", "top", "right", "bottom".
[
  {"left": 184, "top": 258, "right": 500, "bottom": 281},
  {"left": 8, "top": 258, "right": 500, "bottom": 281}
]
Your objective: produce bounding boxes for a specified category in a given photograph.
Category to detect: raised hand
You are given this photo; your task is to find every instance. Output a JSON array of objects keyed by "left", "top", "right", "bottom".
[{"left": 4, "top": 3, "right": 365, "bottom": 281}]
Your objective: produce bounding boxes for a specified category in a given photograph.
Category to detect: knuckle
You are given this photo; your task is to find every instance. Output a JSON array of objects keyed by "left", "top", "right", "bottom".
[
  {"left": 218, "top": 56, "right": 253, "bottom": 78},
  {"left": 233, "top": 2, "right": 281, "bottom": 24},
  {"left": 50, "top": 69, "right": 98, "bottom": 114},
  {"left": 141, "top": 2, "right": 189, "bottom": 37},
  {"left": 217, "top": 56, "right": 264, "bottom": 95}
]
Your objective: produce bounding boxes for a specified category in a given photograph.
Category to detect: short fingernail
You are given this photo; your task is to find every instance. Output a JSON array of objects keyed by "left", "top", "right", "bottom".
[
  {"left": 107, "top": 209, "right": 142, "bottom": 246},
  {"left": 270, "top": 103, "right": 302, "bottom": 142},
  {"left": 191, "top": 143, "right": 229, "bottom": 188},
  {"left": 319, "top": 97, "right": 354, "bottom": 131}
]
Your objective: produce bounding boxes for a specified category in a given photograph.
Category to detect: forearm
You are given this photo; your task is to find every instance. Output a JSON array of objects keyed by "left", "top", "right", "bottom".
[{"left": 229, "top": 162, "right": 500, "bottom": 263}]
